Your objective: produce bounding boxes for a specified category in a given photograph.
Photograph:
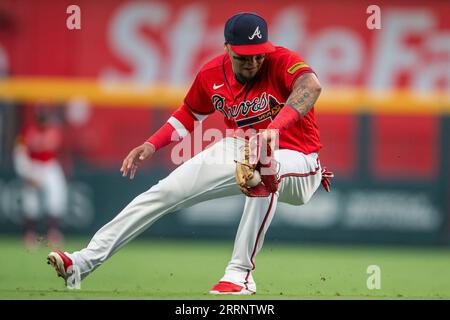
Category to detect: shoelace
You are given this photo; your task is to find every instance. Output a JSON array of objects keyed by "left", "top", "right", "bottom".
[{"left": 321, "top": 167, "right": 334, "bottom": 192}]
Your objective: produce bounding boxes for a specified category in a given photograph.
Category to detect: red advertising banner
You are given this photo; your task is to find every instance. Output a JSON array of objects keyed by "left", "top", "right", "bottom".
[{"left": 0, "top": 0, "right": 449, "bottom": 91}]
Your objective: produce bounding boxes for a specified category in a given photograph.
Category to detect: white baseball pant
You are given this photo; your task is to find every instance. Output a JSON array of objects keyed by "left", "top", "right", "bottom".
[
  {"left": 68, "top": 137, "right": 322, "bottom": 291},
  {"left": 14, "top": 146, "right": 67, "bottom": 219}
]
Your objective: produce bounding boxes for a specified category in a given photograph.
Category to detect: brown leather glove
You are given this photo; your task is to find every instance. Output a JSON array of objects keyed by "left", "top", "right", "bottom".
[{"left": 235, "top": 136, "right": 279, "bottom": 197}]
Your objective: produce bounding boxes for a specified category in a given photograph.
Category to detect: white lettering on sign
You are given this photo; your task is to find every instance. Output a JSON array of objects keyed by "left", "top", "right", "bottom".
[{"left": 102, "top": 5, "right": 450, "bottom": 91}]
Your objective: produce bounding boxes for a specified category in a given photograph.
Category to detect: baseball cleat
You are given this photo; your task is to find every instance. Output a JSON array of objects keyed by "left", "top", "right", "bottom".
[
  {"left": 47, "top": 250, "right": 81, "bottom": 289},
  {"left": 209, "top": 281, "right": 255, "bottom": 295}
]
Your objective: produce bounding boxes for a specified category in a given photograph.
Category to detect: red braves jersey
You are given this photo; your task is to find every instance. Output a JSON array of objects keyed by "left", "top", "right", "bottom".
[
  {"left": 184, "top": 46, "right": 322, "bottom": 154},
  {"left": 21, "top": 123, "right": 63, "bottom": 161}
]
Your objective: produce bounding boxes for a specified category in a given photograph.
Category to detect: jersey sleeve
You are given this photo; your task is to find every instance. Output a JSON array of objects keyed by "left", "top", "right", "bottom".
[
  {"left": 275, "top": 50, "right": 315, "bottom": 92},
  {"left": 184, "top": 71, "right": 215, "bottom": 115}
]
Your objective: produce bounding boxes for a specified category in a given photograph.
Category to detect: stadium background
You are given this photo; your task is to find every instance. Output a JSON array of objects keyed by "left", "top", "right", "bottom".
[{"left": 0, "top": 0, "right": 449, "bottom": 252}]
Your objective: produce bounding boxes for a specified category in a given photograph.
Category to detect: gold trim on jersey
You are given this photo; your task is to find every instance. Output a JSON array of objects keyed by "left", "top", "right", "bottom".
[{"left": 287, "top": 62, "right": 309, "bottom": 74}]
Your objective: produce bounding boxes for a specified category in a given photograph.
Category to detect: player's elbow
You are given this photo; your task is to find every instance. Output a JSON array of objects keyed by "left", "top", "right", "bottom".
[
  {"left": 307, "top": 73, "right": 322, "bottom": 98},
  {"left": 312, "top": 82, "right": 322, "bottom": 98}
]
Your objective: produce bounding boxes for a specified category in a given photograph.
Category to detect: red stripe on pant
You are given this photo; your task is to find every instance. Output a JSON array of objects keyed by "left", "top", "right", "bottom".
[
  {"left": 244, "top": 193, "right": 275, "bottom": 289},
  {"left": 278, "top": 166, "right": 320, "bottom": 182},
  {"left": 243, "top": 165, "right": 321, "bottom": 288}
]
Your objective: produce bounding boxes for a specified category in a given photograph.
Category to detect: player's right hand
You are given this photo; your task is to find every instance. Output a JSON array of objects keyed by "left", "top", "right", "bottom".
[{"left": 120, "top": 142, "right": 155, "bottom": 179}]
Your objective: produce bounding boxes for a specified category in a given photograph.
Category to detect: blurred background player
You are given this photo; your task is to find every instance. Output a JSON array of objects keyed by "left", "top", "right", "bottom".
[{"left": 13, "top": 104, "right": 68, "bottom": 249}]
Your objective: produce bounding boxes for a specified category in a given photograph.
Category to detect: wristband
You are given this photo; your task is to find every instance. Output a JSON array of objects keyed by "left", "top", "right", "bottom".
[
  {"left": 267, "top": 105, "right": 301, "bottom": 131},
  {"left": 146, "top": 122, "right": 179, "bottom": 151}
]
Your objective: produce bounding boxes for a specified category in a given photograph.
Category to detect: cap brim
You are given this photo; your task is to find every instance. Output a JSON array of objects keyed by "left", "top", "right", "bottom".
[{"left": 230, "top": 42, "right": 275, "bottom": 56}]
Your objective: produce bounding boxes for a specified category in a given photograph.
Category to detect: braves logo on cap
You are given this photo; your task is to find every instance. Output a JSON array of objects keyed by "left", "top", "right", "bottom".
[
  {"left": 248, "top": 26, "right": 262, "bottom": 40},
  {"left": 224, "top": 12, "right": 275, "bottom": 55}
]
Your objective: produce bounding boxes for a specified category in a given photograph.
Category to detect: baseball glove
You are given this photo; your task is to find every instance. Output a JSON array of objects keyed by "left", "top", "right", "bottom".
[{"left": 235, "top": 136, "right": 279, "bottom": 197}]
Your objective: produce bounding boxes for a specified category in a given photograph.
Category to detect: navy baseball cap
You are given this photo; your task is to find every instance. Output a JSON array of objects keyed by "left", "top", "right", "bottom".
[{"left": 224, "top": 12, "right": 275, "bottom": 56}]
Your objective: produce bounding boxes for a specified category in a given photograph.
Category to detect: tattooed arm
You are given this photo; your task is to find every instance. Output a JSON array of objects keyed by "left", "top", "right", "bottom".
[
  {"left": 266, "top": 72, "right": 322, "bottom": 133},
  {"left": 286, "top": 73, "right": 322, "bottom": 117}
]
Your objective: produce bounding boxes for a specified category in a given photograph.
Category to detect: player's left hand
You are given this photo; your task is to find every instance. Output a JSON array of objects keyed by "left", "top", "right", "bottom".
[{"left": 120, "top": 142, "right": 155, "bottom": 179}]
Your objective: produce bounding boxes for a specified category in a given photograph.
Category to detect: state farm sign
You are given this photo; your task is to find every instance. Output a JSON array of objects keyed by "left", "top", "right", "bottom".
[{"left": 0, "top": 1, "right": 448, "bottom": 90}]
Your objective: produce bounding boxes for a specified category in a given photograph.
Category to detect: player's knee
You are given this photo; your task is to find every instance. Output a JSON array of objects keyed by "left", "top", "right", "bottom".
[
  {"left": 285, "top": 192, "right": 314, "bottom": 206},
  {"left": 278, "top": 178, "right": 316, "bottom": 205},
  {"left": 286, "top": 196, "right": 306, "bottom": 206},
  {"left": 300, "top": 193, "right": 313, "bottom": 205}
]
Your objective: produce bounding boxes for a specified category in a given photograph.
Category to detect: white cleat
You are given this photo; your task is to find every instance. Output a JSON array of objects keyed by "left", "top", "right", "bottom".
[{"left": 47, "top": 250, "right": 81, "bottom": 289}]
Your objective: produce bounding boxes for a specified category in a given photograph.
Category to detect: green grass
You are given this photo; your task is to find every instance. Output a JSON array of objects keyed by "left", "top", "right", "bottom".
[{"left": 0, "top": 236, "right": 449, "bottom": 299}]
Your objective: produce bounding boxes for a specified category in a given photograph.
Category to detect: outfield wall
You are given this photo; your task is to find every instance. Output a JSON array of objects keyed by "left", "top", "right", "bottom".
[{"left": 0, "top": 102, "right": 448, "bottom": 246}]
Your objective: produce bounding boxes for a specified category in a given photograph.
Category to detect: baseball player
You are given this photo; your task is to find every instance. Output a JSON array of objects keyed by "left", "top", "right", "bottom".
[
  {"left": 47, "top": 12, "right": 332, "bottom": 294},
  {"left": 14, "top": 105, "right": 68, "bottom": 249}
]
